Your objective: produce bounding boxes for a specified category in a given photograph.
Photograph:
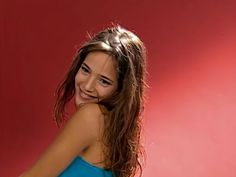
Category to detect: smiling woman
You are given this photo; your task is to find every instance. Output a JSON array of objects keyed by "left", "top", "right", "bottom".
[
  {"left": 74, "top": 52, "right": 118, "bottom": 108},
  {"left": 20, "top": 25, "right": 147, "bottom": 177}
]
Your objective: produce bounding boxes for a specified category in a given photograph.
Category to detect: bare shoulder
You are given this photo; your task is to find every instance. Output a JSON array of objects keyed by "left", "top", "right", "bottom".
[
  {"left": 76, "top": 103, "right": 104, "bottom": 117},
  {"left": 72, "top": 103, "right": 106, "bottom": 124},
  {"left": 19, "top": 103, "right": 107, "bottom": 177},
  {"left": 68, "top": 103, "right": 107, "bottom": 136}
]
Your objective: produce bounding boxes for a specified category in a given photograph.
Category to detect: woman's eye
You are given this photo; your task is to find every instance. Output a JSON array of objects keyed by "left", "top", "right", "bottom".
[
  {"left": 81, "top": 66, "right": 89, "bottom": 74},
  {"left": 99, "top": 79, "right": 111, "bottom": 86}
]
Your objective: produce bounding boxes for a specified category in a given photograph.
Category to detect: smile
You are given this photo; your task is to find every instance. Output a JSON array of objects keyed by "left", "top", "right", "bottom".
[{"left": 79, "top": 88, "right": 97, "bottom": 100}]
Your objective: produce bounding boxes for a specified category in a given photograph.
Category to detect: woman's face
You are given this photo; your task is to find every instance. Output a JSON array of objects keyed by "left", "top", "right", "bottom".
[{"left": 74, "top": 51, "right": 118, "bottom": 108}]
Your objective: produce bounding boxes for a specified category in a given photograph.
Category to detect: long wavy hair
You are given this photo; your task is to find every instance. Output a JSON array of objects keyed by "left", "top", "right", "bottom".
[{"left": 54, "top": 25, "right": 147, "bottom": 177}]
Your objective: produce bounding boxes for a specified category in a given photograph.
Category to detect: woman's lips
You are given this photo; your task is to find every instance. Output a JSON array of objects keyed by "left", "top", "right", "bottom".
[{"left": 79, "top": 89, "right": 97, "bottom": 100}]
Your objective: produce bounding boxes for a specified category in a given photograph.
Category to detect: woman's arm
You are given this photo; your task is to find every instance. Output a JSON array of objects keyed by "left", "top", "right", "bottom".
[{"left": 20, "top": 103, "right": 103, "bottom": 177}]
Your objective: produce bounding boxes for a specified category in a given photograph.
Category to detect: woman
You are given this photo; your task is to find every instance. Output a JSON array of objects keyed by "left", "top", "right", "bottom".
[{"left": 20, "top": 25, "right": 147, "bottom": 177}]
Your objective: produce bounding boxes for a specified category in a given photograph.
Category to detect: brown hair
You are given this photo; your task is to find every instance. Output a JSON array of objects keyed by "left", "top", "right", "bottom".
[{"left": 54, "top": 25, "right": 147, "bottom": 177}]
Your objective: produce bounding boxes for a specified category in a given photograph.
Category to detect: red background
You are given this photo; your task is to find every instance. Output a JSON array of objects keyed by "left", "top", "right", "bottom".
[{"left": 1, "top": 0, "right": 236, "bottom": 177}]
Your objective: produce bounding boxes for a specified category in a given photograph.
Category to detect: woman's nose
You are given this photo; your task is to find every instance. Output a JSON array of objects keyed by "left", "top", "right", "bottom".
[{"left": 84, "top": 76, "right": 96, "bottom": 92}]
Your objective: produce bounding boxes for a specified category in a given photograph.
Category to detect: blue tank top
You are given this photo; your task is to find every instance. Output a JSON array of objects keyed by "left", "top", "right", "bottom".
[{"left": 58, "top": 156, "right": 114, "bottom": 177}]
